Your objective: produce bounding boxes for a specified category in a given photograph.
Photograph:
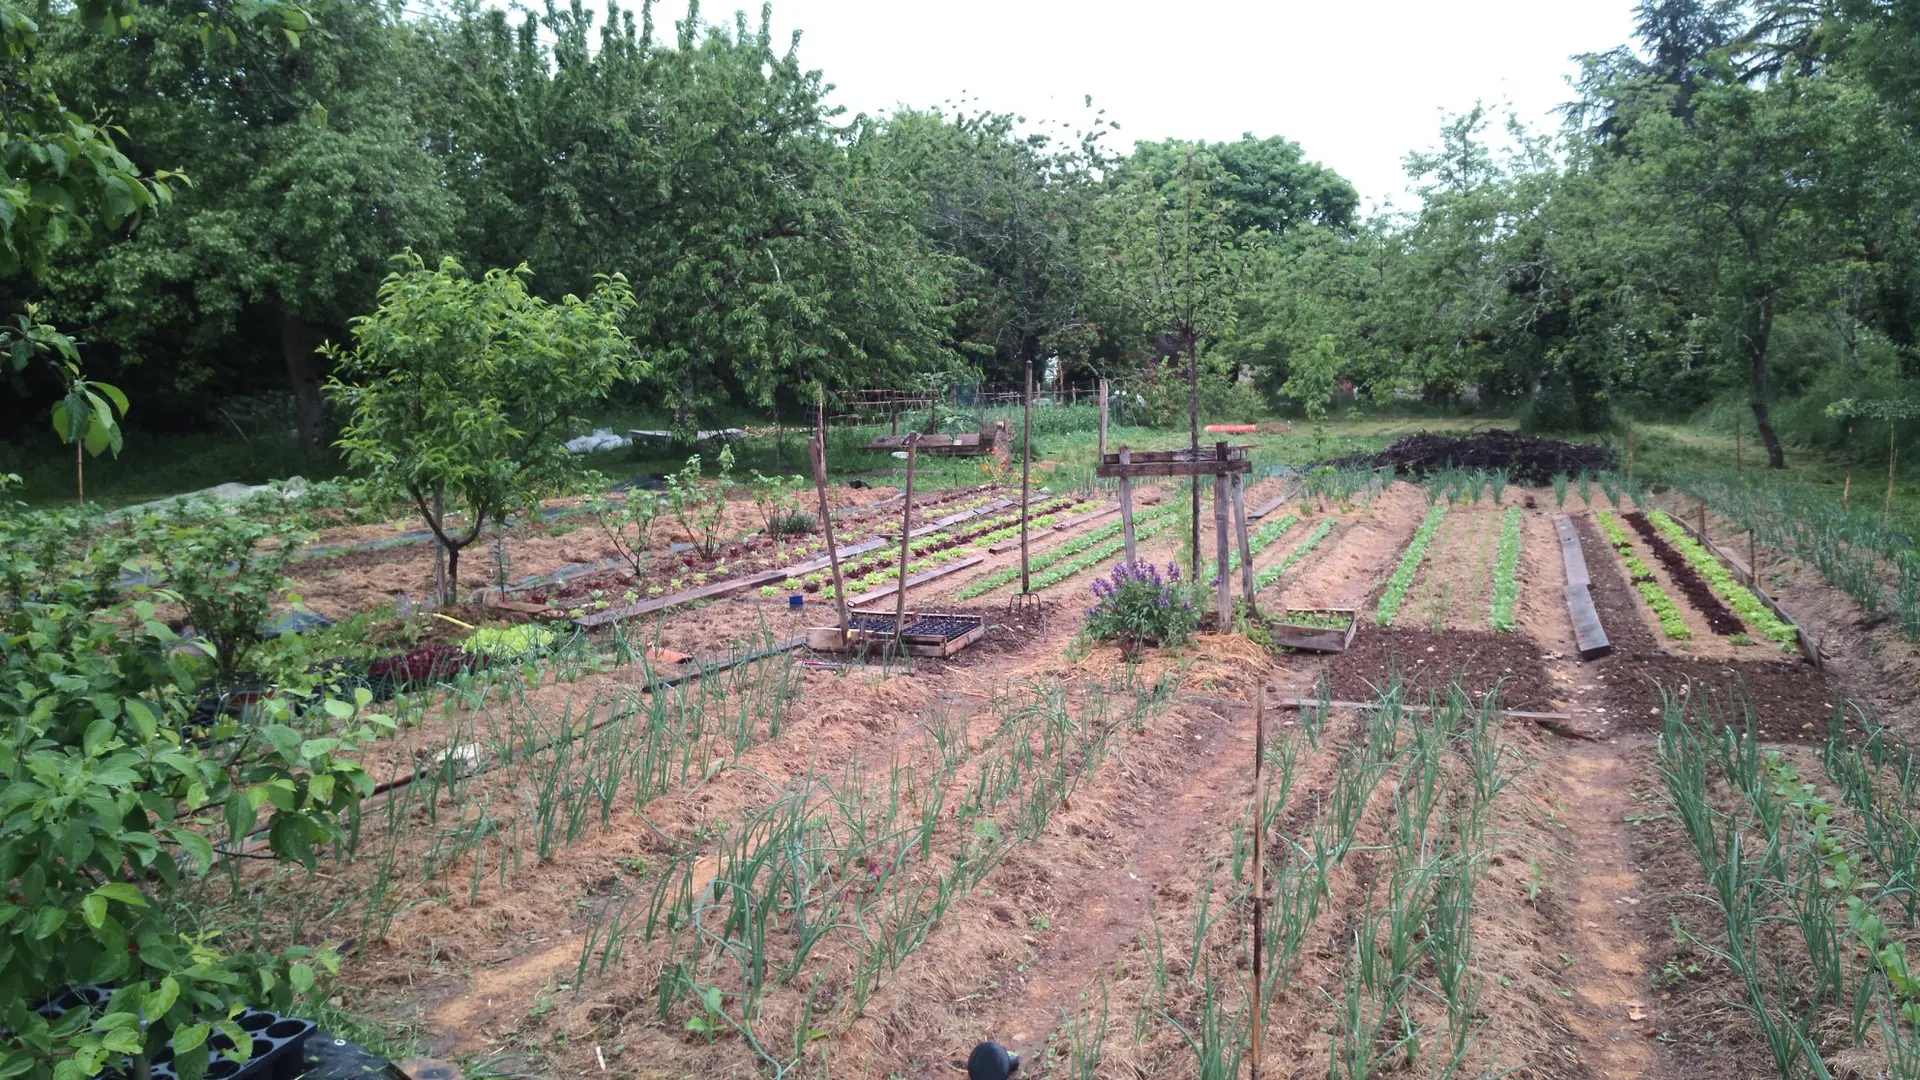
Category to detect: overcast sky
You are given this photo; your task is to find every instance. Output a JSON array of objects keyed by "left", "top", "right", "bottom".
[{"left": 641, "top": 0, "right": 1640, "bottom": 210}]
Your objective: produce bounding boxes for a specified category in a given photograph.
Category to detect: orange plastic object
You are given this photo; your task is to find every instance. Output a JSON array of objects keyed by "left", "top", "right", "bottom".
[{"left": 1202, "top": 424, "right": 1258, "bottom": 434}]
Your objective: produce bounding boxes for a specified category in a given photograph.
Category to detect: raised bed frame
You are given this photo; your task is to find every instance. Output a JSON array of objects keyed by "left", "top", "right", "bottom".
[{"left": 1266, "top": 608, "right": 1358, "bottom": 653}]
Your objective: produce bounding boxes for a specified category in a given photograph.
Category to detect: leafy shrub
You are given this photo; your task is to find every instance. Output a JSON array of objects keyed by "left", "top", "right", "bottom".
[
  {"left": 771, "top": 510, "right": 817, "bottom": 537},
  {"left": 1085, "top": 561, "right": 1199, "bottom": 647},
  {"left": 665, "top": 447, "right": 734, "bottom": 558},
  {"left": 135, "top": 500, "right": 306, "bottom": 679},
  {"left": 0, "top": 514, "right": 390, "bottom": 1079},
  {"left": 587, "top": 490, "right": 662, "bottom": 576}
]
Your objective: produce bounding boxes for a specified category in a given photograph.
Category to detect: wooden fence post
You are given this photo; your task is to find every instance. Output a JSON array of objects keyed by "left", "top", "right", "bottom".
[
  {"left": 1215, "top": 443, "right": 1231, "bottom": 626},
  {"left": 893, "top": 434, "right": 920, "bottom": 652},
  {"left": 1234, "top": 472, "right": 1255, "bottom": 616},
  {"left": 809, "top": 435, "right": 849, "bottom": 643},
  {"left": 1021, "top": 359, "right": 1033, "bottom": 594},
  {"left": 1097, "top": 377, "right": 1109, "bottom": 459},
  {"left": 1250, "top": 691, "right": 1267, "bottom": 1080},
  {"left": 1119, "top": 447, "right": 1136, "bottom": 565}
]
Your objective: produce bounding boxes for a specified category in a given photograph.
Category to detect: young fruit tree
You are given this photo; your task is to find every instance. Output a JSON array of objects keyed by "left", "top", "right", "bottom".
[{"left": 326, "top": 254, "right": 640, "bottom": 604}]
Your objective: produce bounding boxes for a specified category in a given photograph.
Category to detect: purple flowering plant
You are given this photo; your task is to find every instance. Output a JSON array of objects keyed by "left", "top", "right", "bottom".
[{"left": 1085, "top": 560, "right": 1199, "bottom": 647}]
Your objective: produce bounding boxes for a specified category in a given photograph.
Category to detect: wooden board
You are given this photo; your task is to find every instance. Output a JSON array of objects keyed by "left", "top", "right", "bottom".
[
  {"left": 572, "top": 568, "right": 788, "bottom": 628},
  {"left": 1553, "top": 515, "right": 1590, "bottom": 589},
  {"left": 1098, "top": 445, "right": 1255, "bottom": 464},
  {"left": 1267, "top": 697, "right": 1573, "bottom": 721},
  {"left": 1660, "top": 511, "right": 1822, "bottom": 668},
  {"left": 1553, "top": 514, "right": 1611, "bottom": 660},
  {"left": 1555, "top": 525, "right": 1611, "bottom": 661},
  {"left": 780, "top": 536, "right": 888, "bottom": 576},
  {"left": 894, "top": 498, "right": 1014, "bottom": 539},
  {"left": 988, "top": 504, "right": 1118, "bottom": 553},
  {"left": 1248, "top": 489, "right": 1294, "bottom": 521},
  {"left": 844, "top": 556, "right": 985, "bottom": 607},
  {"left": 1096, "top": 459, "right": 1254, "bottom": 479}
]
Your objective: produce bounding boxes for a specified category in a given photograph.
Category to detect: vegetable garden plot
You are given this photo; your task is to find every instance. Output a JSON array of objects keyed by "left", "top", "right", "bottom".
[{"left": 89, "top": 475, "right": 1920, "bottom": 1080}]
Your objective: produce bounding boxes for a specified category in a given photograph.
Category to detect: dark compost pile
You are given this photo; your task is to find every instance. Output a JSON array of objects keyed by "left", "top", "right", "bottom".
[{"left": 1322, "top": 430, "right": 1618, "bottom": 487}]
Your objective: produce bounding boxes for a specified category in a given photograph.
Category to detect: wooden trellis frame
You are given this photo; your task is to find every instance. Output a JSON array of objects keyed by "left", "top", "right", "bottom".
[{"left": 1096, "top": 442, "right": 1257, "bottom": 623}]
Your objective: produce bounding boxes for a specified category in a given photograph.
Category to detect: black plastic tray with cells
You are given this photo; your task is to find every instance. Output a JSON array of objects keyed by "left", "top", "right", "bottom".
[{"left": 35, "top": 987, "right": 317, "bottom": 1080}]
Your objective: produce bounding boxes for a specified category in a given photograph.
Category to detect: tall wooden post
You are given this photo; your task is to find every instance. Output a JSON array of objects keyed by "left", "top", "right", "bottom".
[
  {"left": 810, "top": 435, "right": 849, "bottom": 643},
  {"left": 1190, "top": 348, "right": 1201, "bottom": 581},
  {"left": 1698, "top": 500, "right": 1708, "bottom": 542},
  {"left": 1844, "top": 472, "right": 1852, "bottom": 511},
  {"left": 1234, "top": 472, "right": 1255, "bottom": 615},
  {"left": 1118, "top": 447, "right": 1136, "bottom": 564},
  {"left": 1021, "top": 359, "right": 1033, "bottom": 594},
  {"left": 893, "top": 434, "right": 920, "bottom": 652},
  {"left": 1097, "top": 377, "right": 1109, "bottom": 459},
  {"left": 1215, "top": 444, "right": 1231, "bottom": 626},
  {"left": 1249, "top": 691, "right": 1267, "bottom": 1080},
  {"left": 1887, "top": 426, "right": 1899, "bottom": 533}
]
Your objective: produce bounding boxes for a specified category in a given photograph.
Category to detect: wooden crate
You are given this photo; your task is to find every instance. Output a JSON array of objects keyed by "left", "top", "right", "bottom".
[
  {"left": 1266, "top": 608, "right": 1358, "bottom": 653},
  {"left": 806, "top": 611, "right": 987, "bottom": 658}
]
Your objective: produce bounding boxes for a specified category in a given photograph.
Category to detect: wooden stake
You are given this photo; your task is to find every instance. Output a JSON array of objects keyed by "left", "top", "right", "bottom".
[
  {"left": 1887, "top": 426, "right": 1898, "bottom": 533},
  {"left": 1119, "top": 447, "right": 1136, "bottom": 564},
  {"left": 1249, "top": 690, "right": 1266, "bottom": 1080},
  {"left": 893, "top": 433, "right": 920, "bottom": 653},
  {"left": 1214, "top": 444, "right": 1231, "bottom": 626},
  {"left": 1097, "top": 377, "right": 1109, "bottom": 459},
  {"left": 1844, "top": 472, "right": 1852, "bottom": 511},
  {"left": 1749, "top": 531, "right": 1758, "bottom": 583},
  {"left": 1234, "top": 472, "right": 1255, "bottom": 616},
  {"left": 809, "top": 435, "right": 850, "bottom": 644},
  {"left": 1021, "top": 358, "right": 1033, "bottom": 594},
  {"left": 1699, "top": 500, "right": 1708, "bottom": 542}
]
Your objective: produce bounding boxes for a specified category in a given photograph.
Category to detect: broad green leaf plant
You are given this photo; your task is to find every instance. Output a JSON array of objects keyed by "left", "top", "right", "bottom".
[{"left": 0, "top": 502, "right": 390, "bottom": 1080}]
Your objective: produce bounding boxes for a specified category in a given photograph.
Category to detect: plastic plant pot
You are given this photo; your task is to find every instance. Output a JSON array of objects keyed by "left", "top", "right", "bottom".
[{"left": 789, "top": 594, "right": 805, "bottom": 609}]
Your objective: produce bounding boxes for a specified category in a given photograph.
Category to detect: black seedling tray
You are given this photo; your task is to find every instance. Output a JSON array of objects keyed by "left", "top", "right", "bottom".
[{"left": 33, "top": 989, "right": 316, "bottom": 1080}]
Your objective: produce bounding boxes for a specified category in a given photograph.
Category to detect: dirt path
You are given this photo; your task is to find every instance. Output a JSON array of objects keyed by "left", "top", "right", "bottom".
[{"left": 1547, "top": 742, "right": 1670, "bottom": 1080}]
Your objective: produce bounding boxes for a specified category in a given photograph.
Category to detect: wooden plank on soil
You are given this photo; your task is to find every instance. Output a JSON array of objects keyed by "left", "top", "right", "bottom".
[
  {"left": 988, "top": 504, "right": 1118, "bottom": 554},
  {"left": 781, "top": 536, "right": 888, "bottom": 576},
  {"left": 1267, "top": 697, "right": 1573, "bottom": 721},
  {"left": 1248, "top": 486, "right": 1296, "bottom": 521},
  {"left": 1554, "top": 515, "right": 1590, "bottom": 589},
  {"left": 1660, "top": 512, "right": 1822, "bottom": 668},
  {"left": 844, "top": 556, "right": 985, "bottom": 607},
  {"left": 571, "top": 568, "right": 790, "bottom": 628},
  {"left": 1553, "top": 514, "right": 1611, "bottom": 660},
  {"left": 1564, "top": 584, "right": 1612, "bottom": 661}
]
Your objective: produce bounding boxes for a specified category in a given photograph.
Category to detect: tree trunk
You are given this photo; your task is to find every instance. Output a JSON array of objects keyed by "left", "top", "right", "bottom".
[
  {"left": 1746, "top": 297, "right": 1786, "bottom": 469},
  {"left": 280, "top": 311, "right": 327, "bottom": 459}
]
